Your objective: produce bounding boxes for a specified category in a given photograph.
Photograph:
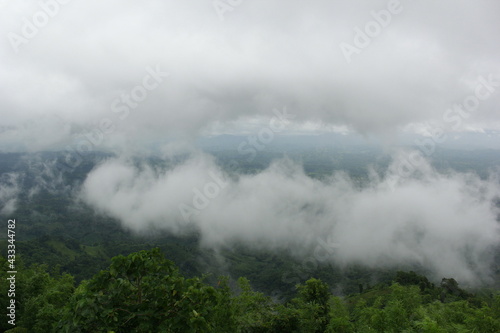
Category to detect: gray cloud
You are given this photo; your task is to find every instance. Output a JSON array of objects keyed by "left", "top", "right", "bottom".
[
  {"left": 80, "top": 153, "right": 500, "bottom": 284},
  {"left": 1, "top": 0, "right": 499, "bottom": 151},
  {"left": 0, "top": 172, "right": 21, "bottom": 215},
  {"left": 2, "top": 0, "right": 500, "bottom": 286}
]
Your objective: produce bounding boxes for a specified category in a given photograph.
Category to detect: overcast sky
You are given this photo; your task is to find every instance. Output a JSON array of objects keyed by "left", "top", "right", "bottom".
[
  {"left": 1, "top": 0, "right": 499, "bottom": 151},
  {"left": 1, "top": 1, "right": 500, "bottom": 284}
]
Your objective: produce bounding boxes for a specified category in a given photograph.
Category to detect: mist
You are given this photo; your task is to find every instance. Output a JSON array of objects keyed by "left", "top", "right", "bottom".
[
  {"left": 1, "top": 0, "right": 500, "bottom": 290},
  {"left": 80, "top": 151, "right": 500, "bottom": 284},
  {"left": 0, "top": 172, "right": 20, "bottom": 215},
  {"left": 1, "top": 0, "right": 500, "bottom": 152}
]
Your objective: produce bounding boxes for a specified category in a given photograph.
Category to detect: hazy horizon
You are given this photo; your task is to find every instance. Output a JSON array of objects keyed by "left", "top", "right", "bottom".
[{"left": 1, "top": 0, "right": 499, "bottom": 287}]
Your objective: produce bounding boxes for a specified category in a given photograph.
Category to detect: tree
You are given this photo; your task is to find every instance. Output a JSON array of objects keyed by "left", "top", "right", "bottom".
[
  {"left": 326, "top": 296, "right": 354, "bottom": 333},
  {"left": 58, "top": 248, "right": 233, "bottom": 332},
  {"left": 395, "top": 270, "right": 433, "bottom": 291},
  {"left": 295, "top": 278, "right": 331, "bottom": 332},
  {"left": 0, "top": 257, "right": 74, "bottom": 333},
  {"left": 20, "top": 271, "right": 74, "bottom": 332},
  {"left": 232, "top": 277, "right": 273, "bottom": 332}
]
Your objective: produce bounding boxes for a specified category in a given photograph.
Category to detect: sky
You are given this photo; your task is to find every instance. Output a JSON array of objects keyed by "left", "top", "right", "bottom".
[
  {"left": 0, "top": 0, "right": 499, "bottom": 151},
  {"left": 1, "top": 0, "right": 500, "bottom": 284}
]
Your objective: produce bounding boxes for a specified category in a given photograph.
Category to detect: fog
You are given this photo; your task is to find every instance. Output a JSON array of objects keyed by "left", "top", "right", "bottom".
[
  {"left": 0, "top": 173, "right": 20, "bottom": 215},
  {"left": 1, "top": 0, "right": 500, "bottom": 151},
  {"left": 80, "top": 152, "right": 500, "bottom": 284},
  {"left": 1, "top": 0, "right": 500, "bottom": 285}
]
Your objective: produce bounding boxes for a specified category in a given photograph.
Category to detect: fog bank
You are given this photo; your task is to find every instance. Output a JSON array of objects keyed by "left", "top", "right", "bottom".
[{"left": 80, "top": 153, "right": 500, "bottom": 284}]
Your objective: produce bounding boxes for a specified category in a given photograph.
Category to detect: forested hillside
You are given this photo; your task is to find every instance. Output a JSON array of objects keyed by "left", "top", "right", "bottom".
[
  {"left": 0, "top": 249, "right": 498, "bottom": 332},
  {"left": 1, "top": 151, "right": 499, "bottom": 331},
  {"left": 3, "top": 0, "right": 500, "bottom": 331}
]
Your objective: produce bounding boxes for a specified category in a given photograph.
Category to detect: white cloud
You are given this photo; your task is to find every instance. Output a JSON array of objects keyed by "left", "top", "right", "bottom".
[
  {"left": 80, "top": 153, "right": 500, "bottom": 284},
  {"left": 0, "top": 0, "right": 499, "bottom": 151},
  {"left": 2, "top": 0, "right": 500, "bottom": 286},
  {"left": 0, "top": 173, "right": 21, "bottom": 215}
]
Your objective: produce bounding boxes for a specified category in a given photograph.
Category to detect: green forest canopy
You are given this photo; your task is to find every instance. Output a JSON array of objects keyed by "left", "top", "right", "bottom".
[{"left": 1, "top": 248, "right": 499, "bottom": 333}]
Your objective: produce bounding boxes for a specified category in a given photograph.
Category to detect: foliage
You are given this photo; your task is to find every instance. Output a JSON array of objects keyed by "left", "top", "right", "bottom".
[
  {"left": 0, "top": 257, "right": 74, "bottom": 333},
  {"left": 0, "top": 249, "right": 499, "bottom": 332},
  {"left": 57, "top": 248, "right": 233, "bottom": 332},
  {"left": 232, "top": 277, "right": 274, "bottom": 332}
]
